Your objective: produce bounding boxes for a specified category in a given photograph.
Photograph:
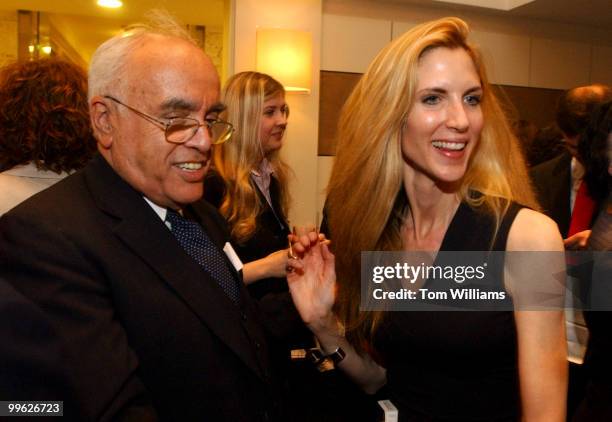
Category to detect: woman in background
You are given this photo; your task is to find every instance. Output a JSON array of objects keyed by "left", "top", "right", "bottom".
[
  {"left": 205, "top": 71, "right": 291, "bottom": 295},
  {"left": 0, "top": 58, "right": 96, "bottom": 215},
  {"left": 288, "top": 17, "right": 567, "bottom": 421},
  {"left": 206, "top": 72, "right": 358, "bottom": 421}
]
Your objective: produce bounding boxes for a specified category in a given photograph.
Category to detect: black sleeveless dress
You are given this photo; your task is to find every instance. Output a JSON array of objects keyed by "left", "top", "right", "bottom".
[{"left": 374, "top": 201, "right": 522, "bottom": 421}]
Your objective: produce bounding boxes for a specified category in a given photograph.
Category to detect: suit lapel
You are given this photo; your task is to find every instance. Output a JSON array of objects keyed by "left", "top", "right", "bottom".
[
  {"left": 532, "top": 152, "right": 572, "bottom": 236},
  {"left": 550, "top": 153, "right": 572, "bottom": 235},
  {"left": 83, "top": 156, "right": 265, "bottom": 380},
  {"left": 253, "top": 177, "right": 288, "bottom": 233}
]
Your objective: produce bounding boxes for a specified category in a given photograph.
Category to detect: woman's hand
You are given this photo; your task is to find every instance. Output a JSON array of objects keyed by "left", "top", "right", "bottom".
[
  {"left": 286, "top": 230, "right": 336, "bottom": 331},
  {"left": 286, "top": 230, "right": 388, "bottom": 394},
  {"left": 241, "top": 249, "right": 289, "bottom": 285},
  {"left": 263, "top": 249, "right": 290, "bottom": 278}
]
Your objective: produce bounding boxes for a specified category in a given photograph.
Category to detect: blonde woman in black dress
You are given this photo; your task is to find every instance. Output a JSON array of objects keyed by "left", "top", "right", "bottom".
[{"left": 288, "top": 18, "right": 567, "bottom": 421}]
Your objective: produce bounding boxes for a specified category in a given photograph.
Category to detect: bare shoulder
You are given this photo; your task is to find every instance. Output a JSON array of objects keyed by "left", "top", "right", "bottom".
[{"left": 507, "top": 208, "right": 564, "bottom": 252}]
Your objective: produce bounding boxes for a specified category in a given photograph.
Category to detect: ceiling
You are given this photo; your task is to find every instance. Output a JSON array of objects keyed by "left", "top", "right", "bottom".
[
  {"left": 2, "top": 0, "right": 611, "bottom": 28},
  {"left": 383, "top": 0, "right": 612, "bottom": 28},
  {"left": 0, "top": 0, "right": 226, "bottom": 26},
  {"left": 1, "top": 0, "right": 609, "bottom": 65}
]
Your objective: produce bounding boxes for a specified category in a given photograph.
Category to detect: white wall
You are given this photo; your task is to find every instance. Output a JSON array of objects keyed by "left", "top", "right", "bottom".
[
  {"left": 322, "top": 0, "right": 612, "bottom": 88},
  {"left": 231, "top": 0, "right": 322, "bottom": 226}
]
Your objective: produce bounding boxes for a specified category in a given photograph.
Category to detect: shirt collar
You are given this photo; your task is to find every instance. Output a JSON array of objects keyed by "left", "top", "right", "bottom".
[
  {"left": 250, "top": 158, "right": 274, "bottom": 178},
  {"left": 571, "top": 156, "right": 585, "bottom": 181},
  {"left": 143, "top": 197, "right": 168, "bottom": 222}
]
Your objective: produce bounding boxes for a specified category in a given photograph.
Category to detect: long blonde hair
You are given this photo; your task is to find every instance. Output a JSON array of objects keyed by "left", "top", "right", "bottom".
[
  {"left": 214, "top": 71, "right": 291, "bottom": 244},
  {"left": 327, "top": 17, "right": 538, "bottom": 354}
]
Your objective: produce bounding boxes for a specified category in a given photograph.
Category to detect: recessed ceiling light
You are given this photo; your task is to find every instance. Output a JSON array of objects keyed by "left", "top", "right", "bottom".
[
  {"left": 432, "top": 0, "right": 535, "bottom": 11},
  {"left": 97, "top": 0, "right": 123, "bottom": 9}
]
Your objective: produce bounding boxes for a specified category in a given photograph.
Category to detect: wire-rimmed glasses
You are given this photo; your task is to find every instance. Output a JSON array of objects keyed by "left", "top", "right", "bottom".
[{"left": 104, "top": 95, "right": 234, "bottom": 145}]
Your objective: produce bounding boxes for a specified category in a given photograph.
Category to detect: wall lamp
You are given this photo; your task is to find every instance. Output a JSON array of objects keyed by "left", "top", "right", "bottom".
[{"left": 256, "top": 28, "right": 312, "bottom": 94}]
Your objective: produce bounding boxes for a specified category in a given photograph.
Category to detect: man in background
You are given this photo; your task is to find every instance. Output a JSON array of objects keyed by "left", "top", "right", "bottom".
[
  {"left": 530, "top": 83, "right": 611, "bottom": 420},
  {"left": 531, "top": 83, "right": 611, "bottom": 247}
]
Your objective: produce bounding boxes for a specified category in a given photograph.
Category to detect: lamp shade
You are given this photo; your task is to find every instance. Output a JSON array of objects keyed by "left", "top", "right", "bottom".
[{"left": 256, "top": 28, "right": 312, "bottom": 93}]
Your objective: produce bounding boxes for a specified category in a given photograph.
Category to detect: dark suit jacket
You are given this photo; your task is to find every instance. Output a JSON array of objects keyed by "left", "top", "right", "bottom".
[
  {"left": 530, "top": 151, "right": 572, "bottom": 236},
  {"left": 203, "top": 170, "right": 290, "bottom": 299},
  {"left": 0, "top": 277, "right": 79, "bottom": 410},
  {"left": 0, "top": 155, "right": 281, "bottom": 421}
]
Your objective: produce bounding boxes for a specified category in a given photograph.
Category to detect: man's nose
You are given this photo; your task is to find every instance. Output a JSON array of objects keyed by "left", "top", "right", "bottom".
[{"left": 183, "top": 124, "right": 212, "bottom": 151}]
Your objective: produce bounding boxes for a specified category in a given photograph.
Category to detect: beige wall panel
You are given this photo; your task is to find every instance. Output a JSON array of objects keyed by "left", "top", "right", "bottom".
[
  {"left": 590, "top": 45, "right": 612, "bottom": 86},
  {"left": 233, "top": 0, "right": 322, "bottom": 226},
  {"left": 471, "top": 30, "right": 530, "bottom": 86},
  {"left": 530, "top": 38, "right": 591, "bottom": 89},
  {"left": 321, "top": 14, "right": 391, "bottom": 72},
  {"left": 391, "top": 20, "right": 417, "bottom": 39}
]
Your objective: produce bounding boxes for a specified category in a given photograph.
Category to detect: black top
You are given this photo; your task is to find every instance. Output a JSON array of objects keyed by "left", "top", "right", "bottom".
[
  {"left": 374, "top": 201, "right": 523, "bottom": 422},
  {"left": 204, "top": 170, "right": 290, "bottom": 299}
]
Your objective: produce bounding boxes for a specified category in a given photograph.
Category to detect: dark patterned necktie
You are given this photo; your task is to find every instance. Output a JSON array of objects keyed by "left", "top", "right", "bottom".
[{"left": 166, "top": 209, "right": 240, "bottom": 303}]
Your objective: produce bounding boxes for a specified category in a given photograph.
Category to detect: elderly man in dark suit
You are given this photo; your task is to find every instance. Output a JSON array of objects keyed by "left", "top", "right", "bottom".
[{"left": 0, "top": 14, "right": 281, "bottom": 422}]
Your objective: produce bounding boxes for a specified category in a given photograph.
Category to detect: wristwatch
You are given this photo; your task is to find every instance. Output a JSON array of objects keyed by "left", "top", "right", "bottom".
[
  {"left": 306, "top": 348, "right": 325, "bottom": 366},
  {"left": 326, "top": 347, "right": 346, "bottom": 365}
]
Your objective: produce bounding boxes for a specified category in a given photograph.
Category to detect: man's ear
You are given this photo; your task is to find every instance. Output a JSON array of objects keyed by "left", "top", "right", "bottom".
[{"left": 90, "top": 96, "right": 114, "bottom": 149}]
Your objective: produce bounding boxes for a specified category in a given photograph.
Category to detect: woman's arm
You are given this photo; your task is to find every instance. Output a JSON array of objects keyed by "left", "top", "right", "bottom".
[
  {"left": 305, "top": 313, "right": 387, "bottom": 394},
  {"left": 242, "top": 249, "right": 288, "bottom": 285},
  {"left": 287, "top": 232, "right": 387, "bottom": 394},
  {"left": 506, "top": 209, "right": 568, "bottom": 422}
]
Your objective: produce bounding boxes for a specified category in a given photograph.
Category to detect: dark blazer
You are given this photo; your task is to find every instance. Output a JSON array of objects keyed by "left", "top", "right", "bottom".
[
  {"left": 0, "top": 155, "right": 281, "bottom": 421},
  {"left": 0, "top": 277, "right": 79, "bottom": 409},
  {"left": 530, "top": 151, "right": 572, "bottom": 236},
  {"left": 203, "top": 170, "right": 290, "bottom": 299}
]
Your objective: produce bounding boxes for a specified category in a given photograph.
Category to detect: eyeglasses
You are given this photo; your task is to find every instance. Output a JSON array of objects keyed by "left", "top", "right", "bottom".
[{"left": 104, "top": 95, "right": 234, "bottom": 145}]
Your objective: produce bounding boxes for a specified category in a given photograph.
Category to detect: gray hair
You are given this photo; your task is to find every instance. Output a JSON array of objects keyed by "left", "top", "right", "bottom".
[{"left": 88, "top": 9, "right": 197, "bottom": 101}]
